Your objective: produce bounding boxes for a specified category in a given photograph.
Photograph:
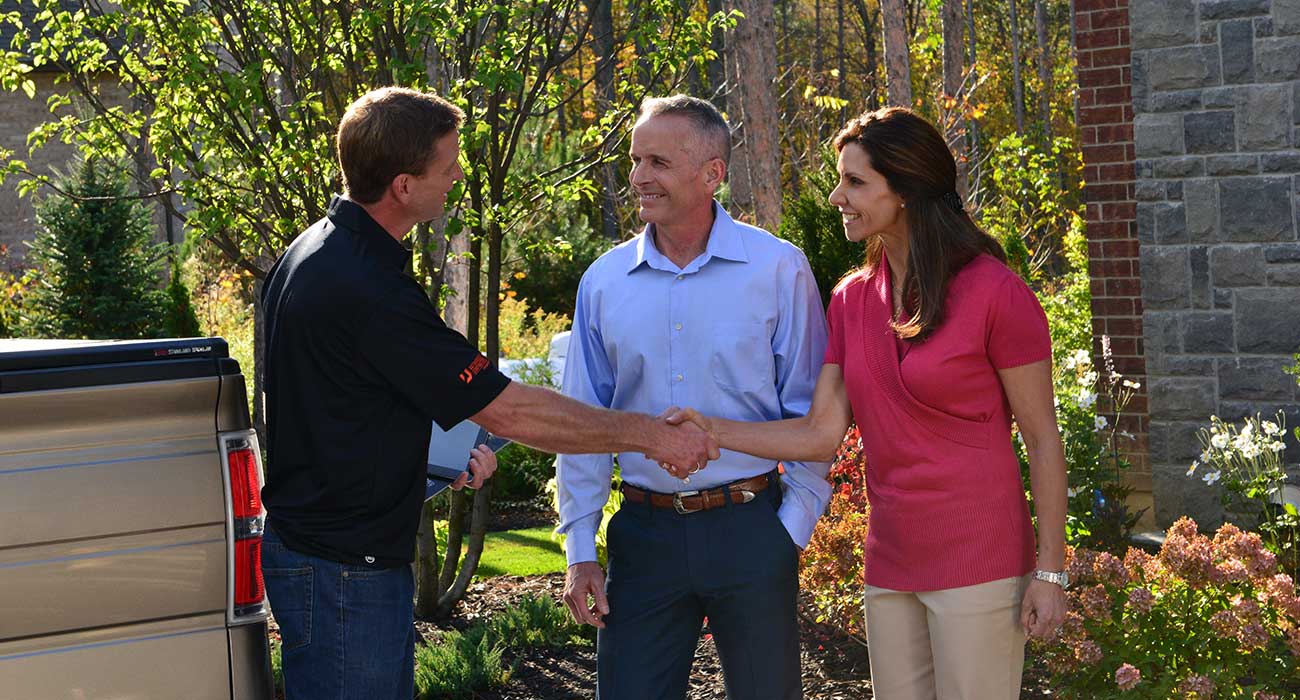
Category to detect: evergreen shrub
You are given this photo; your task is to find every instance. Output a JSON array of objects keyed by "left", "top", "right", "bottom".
[{"left": 17, "top": 157, "right": 169, "bottom": 339}]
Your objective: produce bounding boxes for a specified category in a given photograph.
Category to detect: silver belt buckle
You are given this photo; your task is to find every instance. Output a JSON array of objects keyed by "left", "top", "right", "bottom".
[{"left": 673, "top": 490, "right": 701, "bottom": 514}]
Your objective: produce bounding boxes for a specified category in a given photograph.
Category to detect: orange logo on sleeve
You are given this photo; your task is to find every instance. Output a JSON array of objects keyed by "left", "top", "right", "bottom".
[{"left": 459, "top": 355, "right": 491, "bottom": 384}]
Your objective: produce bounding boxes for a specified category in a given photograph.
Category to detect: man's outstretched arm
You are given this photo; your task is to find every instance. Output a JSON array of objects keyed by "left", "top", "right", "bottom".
[{"left": 471, "top": 382, "right": 718, "bottom": 475}]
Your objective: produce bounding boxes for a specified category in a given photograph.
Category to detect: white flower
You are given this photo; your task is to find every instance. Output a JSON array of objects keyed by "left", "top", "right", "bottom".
[
  {"left": 1122, "top": 380, "right": 1141, "bottom": 390},
  {"left": 1119, "top": 430, "right": 1135, "bottom": 441},
  {"left": 1211, "top": 433, "right": 1229, "bottom": 449},
  {"left": 1095, "top": 415, "right": 1109, "bottom": 431},
  {"left": 1187, "top": 460, "right": 1199, "bottom": 476},
  {"left": 1239, "top": 442, "right": 1262, "bottom": 460},
  {"left": 1065, "top": 349, "right": 1090, "bottom": 370},
  {"left": 1067, "top": 487, "right": 1080, "bottom": 498},
  {"left": 1203, "top": 470, "right": 1222, "bottom": 485},
  {"left": 1080, "top": 370, "right": 1099, "bottom": 387},
  {"left": 1270, "top": 440, "right": 1286, "bottom": 453},
  {"left": 1200, "top": 449, "right": 1213, "bottom": 463},
  {"left": 1078, "top": 390, "right": 1097, "bottom": 409},
  {"left": 1263, "top": 421, "right": 1282, "bottom": 436}
]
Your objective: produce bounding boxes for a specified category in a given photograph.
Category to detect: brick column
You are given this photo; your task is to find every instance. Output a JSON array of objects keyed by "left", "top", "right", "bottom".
[{"left": 1073, "top": 0, "right": 1153, "bottom": 514}]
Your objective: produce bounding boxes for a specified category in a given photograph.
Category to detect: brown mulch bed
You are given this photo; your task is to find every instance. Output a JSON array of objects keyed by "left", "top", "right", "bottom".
[
  {"left": 413, "top": 573, "right": 1056, "bottom": 699},
  {"left": 486, "top": 500, "right": 557, "bottom": 532}
]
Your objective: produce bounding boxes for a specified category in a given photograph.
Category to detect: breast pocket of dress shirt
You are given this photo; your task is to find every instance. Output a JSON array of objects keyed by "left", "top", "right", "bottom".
[{"left": 708, "top": 321, "right": 774, "bottom": 394}]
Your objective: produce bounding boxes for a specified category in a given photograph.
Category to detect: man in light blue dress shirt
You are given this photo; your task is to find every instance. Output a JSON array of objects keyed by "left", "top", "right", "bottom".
[{"left": 557, "top": 95, "right": 831, "bottom": 700}]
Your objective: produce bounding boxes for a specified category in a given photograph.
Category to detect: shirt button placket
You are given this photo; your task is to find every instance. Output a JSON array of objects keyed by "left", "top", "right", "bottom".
[{"left": 670, "top": 274, "right": 684, "bottom": 401}]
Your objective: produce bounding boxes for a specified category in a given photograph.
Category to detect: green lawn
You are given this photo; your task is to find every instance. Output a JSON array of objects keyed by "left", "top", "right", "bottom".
[{"left": 433, "top": 522, "right": 567, "bottom": 579}]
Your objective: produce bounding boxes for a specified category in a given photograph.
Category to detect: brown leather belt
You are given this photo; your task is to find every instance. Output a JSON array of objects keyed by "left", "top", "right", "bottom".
[{"left": 620, "top": 474, "right": 771, "bottom": 515}]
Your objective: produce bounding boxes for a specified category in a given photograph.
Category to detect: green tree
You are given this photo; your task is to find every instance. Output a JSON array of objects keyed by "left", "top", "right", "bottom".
[
  {"left": 162, "top": 262, "right": 202, "bottom": 338},
  {"left": 1, "top": 0, "right": 731, "bottom": 618},
  {"left": 17, "top": 157, "right": 167, "bottom": 339},
  {"left": 777, "top": 148, "right": 863, "bottom": 307}
]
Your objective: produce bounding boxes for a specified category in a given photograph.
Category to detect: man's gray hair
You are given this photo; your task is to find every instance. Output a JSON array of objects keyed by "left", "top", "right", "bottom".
[{"left": 637, "top": 95, "right": 732, "bottom": 166}]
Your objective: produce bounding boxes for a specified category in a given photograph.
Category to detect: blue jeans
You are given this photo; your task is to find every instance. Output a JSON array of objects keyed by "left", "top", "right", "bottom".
[{"left": 261, "top": 529, "right": 415, "bottom": 700}]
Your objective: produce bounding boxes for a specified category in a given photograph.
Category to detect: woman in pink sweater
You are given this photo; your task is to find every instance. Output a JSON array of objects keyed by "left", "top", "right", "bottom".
[{"left": 665, "top": 107, "right": 1067, "bottom": 699}]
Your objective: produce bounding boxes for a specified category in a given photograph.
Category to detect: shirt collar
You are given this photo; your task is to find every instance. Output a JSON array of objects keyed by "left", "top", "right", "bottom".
[
  {"left": 327, "top": 194, "right": 411, "bottom": 270},
  {"left": 628, "top": 201, "right": 750, "bottom": 274}
]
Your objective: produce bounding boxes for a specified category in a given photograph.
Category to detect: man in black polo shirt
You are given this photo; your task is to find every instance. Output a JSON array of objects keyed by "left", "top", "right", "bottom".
[{"left": 260, "top": 87, "right": 718, "bottom": 700}]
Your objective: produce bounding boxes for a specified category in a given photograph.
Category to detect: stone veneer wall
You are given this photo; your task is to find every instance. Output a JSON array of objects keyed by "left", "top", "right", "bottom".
[{"left": 1131, "top": 0, "right": 1300, "bottom": 525}]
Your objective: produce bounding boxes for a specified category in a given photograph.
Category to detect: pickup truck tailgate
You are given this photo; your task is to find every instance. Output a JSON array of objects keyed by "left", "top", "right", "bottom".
[{"left": 0, "top": 339, "right": 244, "bottom": 699}]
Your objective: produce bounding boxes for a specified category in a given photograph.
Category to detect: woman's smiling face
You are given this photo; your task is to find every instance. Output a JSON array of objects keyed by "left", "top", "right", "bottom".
[{"left": 828, "top": 142, "right": 905, "bottom": 243}]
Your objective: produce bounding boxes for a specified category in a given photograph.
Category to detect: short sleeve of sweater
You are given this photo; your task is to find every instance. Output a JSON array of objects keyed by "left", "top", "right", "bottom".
[
  {"left": 823, "top": 285, "right": 846, "bottom": 365},
  {"left": 986, "top": 273, "right": 1051, "bottom": 369}
]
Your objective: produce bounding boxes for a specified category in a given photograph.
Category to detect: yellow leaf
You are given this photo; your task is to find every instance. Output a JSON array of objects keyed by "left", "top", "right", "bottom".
[{"left": 513, "top": 271, "right": 526, "bottom": 280}]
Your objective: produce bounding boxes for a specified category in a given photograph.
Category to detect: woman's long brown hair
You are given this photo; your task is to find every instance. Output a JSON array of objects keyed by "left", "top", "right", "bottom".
[{"left": 834, "top": 107, "right": 1007, "bottom": 343}]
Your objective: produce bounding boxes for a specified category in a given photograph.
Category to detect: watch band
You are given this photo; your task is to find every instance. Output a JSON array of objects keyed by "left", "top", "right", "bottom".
[{"left": 1033, "top": 568, "right": 1069, "bottom": 588}]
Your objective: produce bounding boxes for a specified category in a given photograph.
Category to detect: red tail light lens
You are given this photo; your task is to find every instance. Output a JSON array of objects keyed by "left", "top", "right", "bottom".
[
  {"left": 224, "top": 431, "right": 267, "bottom": 623},
  {"left": 228, "top": 447, "right": 263, "bottom": 519},
  {"left": 234, "top": 537, "right": 265, "bottom": 607}
]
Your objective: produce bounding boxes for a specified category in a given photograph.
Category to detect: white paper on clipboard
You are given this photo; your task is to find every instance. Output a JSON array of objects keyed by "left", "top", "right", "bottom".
[{"left": 425, "top": 420, "right": 511, "bottom": 500}]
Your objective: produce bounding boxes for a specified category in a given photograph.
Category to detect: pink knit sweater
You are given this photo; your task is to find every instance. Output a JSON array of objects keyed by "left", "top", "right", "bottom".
[{"left": 824, "top": 253, "right": 1049, "bottom": 592}]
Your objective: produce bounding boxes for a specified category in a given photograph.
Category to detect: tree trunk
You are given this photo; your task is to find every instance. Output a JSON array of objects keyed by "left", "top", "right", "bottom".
[
  {"left": 836, "top": 0, "right": 847, "bottom": 122},
  {"left": 723, "top": 5, "right": 752, "bottom": 218},
  {"left": 587, "top": 0, "right": 621, "bottom": 240},
  {"left": 965, "top": 0, "right": 982, "bottom": 196},
  {"left": 1069, "top": 0, "right": 1080, "bottom": 128},
  {"left": 814, "top": 0, "right": 823, "bottom": 86},
  {"left": 727, "top": 0, "right": 783, "bottom": 231},
  {"left": 413, "top": 498, "right": 442, "bottom": 619},
  {"left": 414, "top": 218, "right": 452, "bottom": 301},
  {"left": 881, "top": 0, "right": 913, "bottom": 107},
  {"left": 849, "top": 0, "right": 880, "bottom": 110},
  {"left": 941, "top": 0, "right": 966, "bottom": 195},
  {"left": 441, "top": 228, "right": 471, "bottom": 334},
  {"left": 1009, "top": 0, "right": 1026, "bottom": 135},
  {"left": 252, "top": 282, "right": 267, "bottom": 446},
  {"left": 436, "top": 216, "right": 503, "bottom": 616},
  {"left": 1035, "top": 0, "right": 1053, "bottom": 137},
  {"left": 707, "top": 0, "right": 727, "bottom": 111}
]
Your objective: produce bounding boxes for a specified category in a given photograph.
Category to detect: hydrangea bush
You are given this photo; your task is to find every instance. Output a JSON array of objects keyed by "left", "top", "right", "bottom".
[{"left": 1036, "top": 518, "right": 1300, "bottom": 699}]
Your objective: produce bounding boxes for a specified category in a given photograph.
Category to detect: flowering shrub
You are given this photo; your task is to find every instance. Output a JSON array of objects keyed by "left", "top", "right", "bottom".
[
  {"left": 799, "top": 425, "right": 870, "bottom": 642},
  {"left": 0, "top": 244, "right": 27, "bottom": 338},
  {"left": 487, "top": 287, "right": 571, "bottom": 362},
  {"left": 1188, "top": 413, "right": 1299, "bottom": 575},
  {"left": 1016, "top": 221, "right": 1144, "bottom": 550},
  {"left": 1027, "top": 330, "right": 1145, "bottom": 551},
  {"left": 1036, "top": 518, "right": 1300, "bottom": 699}
]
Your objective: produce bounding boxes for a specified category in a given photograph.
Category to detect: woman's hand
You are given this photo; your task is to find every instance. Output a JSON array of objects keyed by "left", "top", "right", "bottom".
[
  {"left": 660, "top": 406, "right": 715, "bottom": 437},
  {"left": 655, "top": 407, "right": 717, "bottom": 479},
  {"left": 1020, "top": 578, "right": 1067, "bottom": 639}
]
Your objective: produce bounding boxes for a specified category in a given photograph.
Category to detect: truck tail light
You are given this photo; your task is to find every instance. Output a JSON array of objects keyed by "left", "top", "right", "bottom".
[
  {"left": 234, "top": 538, "right": 265, "bottom": 607},
  {"left": 228, "top": 447, "right": 263, "bottom": 519},
  {"left": 221, "top": 431, "right": 267, "bottom": 624}
]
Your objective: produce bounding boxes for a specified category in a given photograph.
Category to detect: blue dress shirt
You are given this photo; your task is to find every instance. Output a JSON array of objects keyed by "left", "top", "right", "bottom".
[{"left": 556, "top": 202, "right": 832, "bottom": 566}]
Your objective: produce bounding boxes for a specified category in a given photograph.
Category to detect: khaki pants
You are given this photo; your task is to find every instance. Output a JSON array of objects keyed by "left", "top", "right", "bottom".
[{"left": 863, "top": 576, "right": 1028, "bottom": 700}]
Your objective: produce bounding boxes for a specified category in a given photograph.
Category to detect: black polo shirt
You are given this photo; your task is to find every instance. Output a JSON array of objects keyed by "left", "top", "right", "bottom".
[{"left": 261, "top": 195, "right": 510, "bottom": 568}]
